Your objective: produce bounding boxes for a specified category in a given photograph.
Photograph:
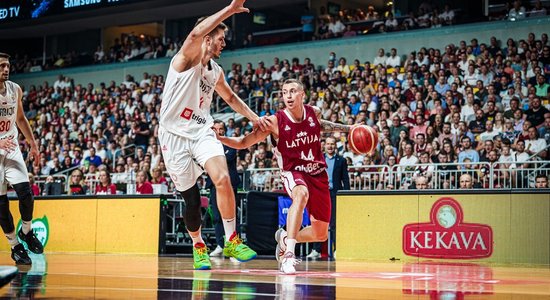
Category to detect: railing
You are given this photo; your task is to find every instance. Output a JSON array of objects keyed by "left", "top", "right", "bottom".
[
  {"left": 239, "top": 161, "right": 550, "bottom": 191},
  {"left": 31, "top": 160, "right": 550, "bottom": 196},
  {"left": 243, "top": 167, "right": 283, "bottom": 192},
  {"left": 214, "top": 91, "right": 264, "bottom": 116}
]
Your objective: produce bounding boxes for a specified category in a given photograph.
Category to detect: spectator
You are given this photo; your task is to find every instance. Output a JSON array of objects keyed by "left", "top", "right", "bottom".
[
  {"left": 435, "top": 150, "right": 457, "bottom": 189},
  {"left": 29, "top": 173, "right": 40, "bottom": 196},
  {"left": 242, "top": 33, "right": 256, "bottom": 48},
  {"left": 42, "top": 176, "right": 63, "bottom": 196},
  {"left": 301, "top": 7, "right": 315, "bottom": 41},
  {"left": 508, "top": 0, "right": 526, "bottom": 20},
  {"left": 525, "top": 126, "right": 548, "bottom": 159},
  {"left": 459, "top": 173, "right": 473, "bottom": 189},
  {"left": 385, "top": 13, "right": 399, "bottom": 31},
  {"left": 539, "top": 117, "right": 550, "bottom": 144},
  {"left": 469, "top": 110, "right": 487, "bottom": 135},
  {"left": 373, "top": 48, "right": 387, "bottom": 66},
  {"left": 151, "top": 167, "right": 168, "bottom": 186},
  {"left": 136, "top": 170, "right": 153, "bottom": 194},
  {"left": 458, "top": 136, "right": 480, "bottom": 165},
  {"left": 535, "top": 174, "right": 549, "bottom": 188},
  {"left": 439, "top": 5, "right": 456, "bottom": 25},
  {"left": 84, "top": 147, "right": 102, "bottom": 168},
  {"left": 365, "top": 5, "right": 379, "bottom": 20},
  {"left": 530, "top": 1, "right": 547, "bottom": 17},
  {"left": 479, "top": 120, "right": 500, "bottom": 142},
  {"left": 414, "top": 175, "right": 429, "bottom": 189},
  {"left": 68, "top": 169, "right": 88, "bottom": 195},
  {"left": 95, "top": 170, "right": 117, "bottom": 195},
  {"left": 525, "top": 96, "right": 550, "bottom": 128},
  {"left": 342, "top": 25, "right": 357, "bottom": 38},
  {"left": 386, "top": 48, "right": 401, "bottom": 68},
  {"left": 328, "top": 16, "right": 346, "bottom": 38}
]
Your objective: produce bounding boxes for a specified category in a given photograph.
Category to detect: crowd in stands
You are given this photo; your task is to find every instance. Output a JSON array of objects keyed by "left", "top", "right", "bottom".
[
  {"left": 16, "top": 27, "right": 550, "bottom": 194},
  {"left": 12, "top": 1, "right": 549, "bottom": 73}
]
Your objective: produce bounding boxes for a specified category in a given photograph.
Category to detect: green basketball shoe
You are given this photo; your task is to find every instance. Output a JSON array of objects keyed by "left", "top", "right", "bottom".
[
  {"left": 223, "top": 232, "right": 257, "bottom": 262},
  {"left": 193, "top": 243, "right": 211, "bottom": 270}
]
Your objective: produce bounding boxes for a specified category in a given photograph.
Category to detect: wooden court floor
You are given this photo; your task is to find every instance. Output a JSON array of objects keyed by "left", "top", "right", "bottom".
[{"left": 0, "top": 253, "right": 548, "bottom": 299}]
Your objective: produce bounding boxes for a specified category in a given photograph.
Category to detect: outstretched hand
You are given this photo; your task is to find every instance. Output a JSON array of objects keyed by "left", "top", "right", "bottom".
[
  {"left": 254, "top": 116, "right": 271, "bottom": 132},
  {"left": 229, "top": 0, "right": 250, "bottom": 14}
]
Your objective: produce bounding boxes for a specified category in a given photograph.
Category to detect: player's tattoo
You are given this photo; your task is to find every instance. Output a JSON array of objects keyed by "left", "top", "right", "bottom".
[{"left": 320, "top": 120, "right": 351, "bottom": 132}]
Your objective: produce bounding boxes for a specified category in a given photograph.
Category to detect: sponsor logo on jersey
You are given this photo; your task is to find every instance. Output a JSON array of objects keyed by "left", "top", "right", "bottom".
[
  {"left": 180, "top": 107, "right": 207, "bottom": 124},
  {"left": 308, "top": 116, "right": 315, "bottom": 127},
  {"left": 181, "top": 108, "right": 193, "bottom": 120},
  {"left": 403, "top": 197, "right": 493, "bottom": 259},
  {"left": 284, "top": 125, "right": 291, "bottom": 131},
  {"left": 294, "top": 162, "right": 323, "bottom": 174}
]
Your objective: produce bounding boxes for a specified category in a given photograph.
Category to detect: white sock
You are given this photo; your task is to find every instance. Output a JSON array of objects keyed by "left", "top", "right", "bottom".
[
  {"left": 5, "top": 231, "right": 19, "bottom": 248},
  {"left": 286, "top": 239, "right": 297, "bottom": 255},
  {"left": 188, "top": 229, "right": 205, "bottom": 246},
  {"left": 222, "top": 218, "right": 236, "bottom": 241},
  {"left": 22, "top": 221, "right": 32, "bottom": 234}
]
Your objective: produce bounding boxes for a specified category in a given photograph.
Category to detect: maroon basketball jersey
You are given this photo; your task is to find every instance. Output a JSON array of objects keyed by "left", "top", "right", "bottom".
[{"left": 274, "top": 105, "right": 326, "bottom": 176}]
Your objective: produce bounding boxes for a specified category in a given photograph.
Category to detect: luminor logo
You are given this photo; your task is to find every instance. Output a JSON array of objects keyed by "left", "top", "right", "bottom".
[{"left": 17, "top": 215, "right": 49, "bottom": 248}]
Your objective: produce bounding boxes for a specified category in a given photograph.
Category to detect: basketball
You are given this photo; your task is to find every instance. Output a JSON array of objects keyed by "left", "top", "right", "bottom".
[{"left": 348, "top": 125, "right": 378, "bottom": 154}]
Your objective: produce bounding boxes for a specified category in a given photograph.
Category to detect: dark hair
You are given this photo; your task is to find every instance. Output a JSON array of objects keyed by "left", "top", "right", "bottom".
[
  {"left": 195, "top": 17, "right": 228, "bottom": 37},
  {"left": 0, "top": 53, "right": 10, "bottom": 59},
  {"left": 535, "top": 173, "right": 548, "bottom": 181},
  {"left": 213, "top": 119, "right": 226, "bottom": 130}
]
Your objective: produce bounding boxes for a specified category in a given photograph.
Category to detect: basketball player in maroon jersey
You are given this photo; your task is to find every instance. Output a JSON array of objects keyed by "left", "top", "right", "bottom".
[{"left": 217, "top": 79, "right": 352, "bottom": 274}]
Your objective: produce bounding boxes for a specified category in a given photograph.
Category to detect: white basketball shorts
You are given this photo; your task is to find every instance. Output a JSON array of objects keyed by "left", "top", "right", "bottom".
[
  {"left": 158, "top": 126, "right": 225, "bottom": 191},
  {"left": 0, "top": 145, "right": 30, "bottom": 195}
]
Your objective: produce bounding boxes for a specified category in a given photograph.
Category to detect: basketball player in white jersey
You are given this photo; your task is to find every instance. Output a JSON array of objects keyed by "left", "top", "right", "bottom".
[
  {"left": 0, "top": 53, "right": 44, "bottom": 265},
  {"left": 159, "top": 0, "right": 265, "bottom": 270}
]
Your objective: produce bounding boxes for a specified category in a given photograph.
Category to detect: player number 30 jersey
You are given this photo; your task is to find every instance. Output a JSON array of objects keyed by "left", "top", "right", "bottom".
[{"left": 0, "top": 81, "right": 19, "bottom": 142}]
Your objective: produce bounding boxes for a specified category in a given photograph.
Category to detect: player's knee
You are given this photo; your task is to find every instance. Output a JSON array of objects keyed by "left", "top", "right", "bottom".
[
  {"left": 316, "top": 231, "right": 328, "bottom": 242},
  {"left": 313, "top": 225, "right": 329, "bottom": 241},
  {"left": 13, "top": 182, "right": 34, "bottom": 221},
  {"left": 181, "top": 185, "right": 201, "bottom": 208},
  {"left": 292, "top": 189, "right": 309, "bottom": 205}
]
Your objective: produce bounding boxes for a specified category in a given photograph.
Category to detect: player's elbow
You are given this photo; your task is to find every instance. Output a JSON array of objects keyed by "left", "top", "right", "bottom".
[
  {"left": 224, "top": 93, "right": 237, "bottom": 106},
  {"left": 187, "top": 31, "right": 202, "bottom": 42}
]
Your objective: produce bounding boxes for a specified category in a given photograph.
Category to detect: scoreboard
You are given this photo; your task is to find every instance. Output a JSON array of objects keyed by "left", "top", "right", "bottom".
[{"left": 0, "top": 0, "right": 143, "bottom": 24}]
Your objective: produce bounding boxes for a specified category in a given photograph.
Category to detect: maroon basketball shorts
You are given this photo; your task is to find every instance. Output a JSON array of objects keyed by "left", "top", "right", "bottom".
[{"left": 281, "top": 170, "right": 331, "bottom": 223}]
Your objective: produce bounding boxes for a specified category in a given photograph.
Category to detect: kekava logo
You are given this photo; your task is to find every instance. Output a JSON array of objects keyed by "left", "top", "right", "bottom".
[
  {"left": 17, "top": 216, "right": 49, "bottom": 248},
  {"left": 403, "top": 198, "right": 493, "bottom": 259}
]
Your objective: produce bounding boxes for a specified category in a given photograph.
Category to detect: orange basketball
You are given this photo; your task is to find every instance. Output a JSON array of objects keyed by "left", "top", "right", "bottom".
[{"left": 348, "top": 125, "right": 378, "bottom": 154}]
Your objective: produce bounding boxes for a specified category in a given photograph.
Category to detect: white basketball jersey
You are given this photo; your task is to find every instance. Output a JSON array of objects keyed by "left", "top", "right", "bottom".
[
  {"left": 160, "top": 58, "right": 222, "bottom": 139},
  {"left": 0, "top": 81, "right": 19, "bottom": 141}
]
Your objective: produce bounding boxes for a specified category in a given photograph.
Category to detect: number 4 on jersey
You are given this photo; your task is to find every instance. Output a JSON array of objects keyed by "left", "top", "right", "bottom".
[{"left": 300, "top": 149, "right": 314, "bottom": 161}]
